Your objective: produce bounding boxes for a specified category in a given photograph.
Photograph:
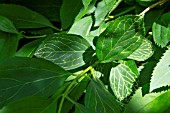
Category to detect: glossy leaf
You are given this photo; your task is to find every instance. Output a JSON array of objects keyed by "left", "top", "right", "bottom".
[
  {"left": 94, "top": 0, "right": 122, "bottom": 26},
  {"left": 0, "top": 31, "right": 19, "bottom": 60},
  {"left": 0, "top": 57, "right": 70, "bottom": 108},
  {"left": 60, "top": 0, "right": 83, "bottom": 29},
  {"left": 0, "top": 4, "right": 56, "bottom": 29},
  {"left": 35, "top": 34, "right": 93, "bottom": 70},
  {"left": 0, "top": 15, "right": 18, "bottom": 34},
  {"left": 85, "top": 77, "right": 121, "bottom": 113},
  {"left": 152, "top": 22, "right": 170, "bottom": 47},
  {"left": 0, "top": 96, "right": 56, "bottom": 113},
  {"left": 150, "top": 49, "right": 170, "bottom": 92},
  {"left": 69, "top": 16, "right": 93, "bottom": 37},
  {"left": 16, "top": 38, "right": 44, "bottom": 57},
  {"left": 128, "top": 38, "right": 153, "bottom": 61},
  {"left": 96, "top": 15, "right": 144, "bottom": 63},
  {"left": 110, "top": 60, "right": 138, "bottom": 100},
  {"left": 123, "top": 88, "right": 170, "bottom": 113}
]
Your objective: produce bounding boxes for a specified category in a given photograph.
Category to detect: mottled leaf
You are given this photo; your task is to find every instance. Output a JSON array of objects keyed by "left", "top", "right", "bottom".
[
  {"left": 110, "top": 60, "right": 138, "bottom": 100},
  {"left": 0, "top": 96, "right": 56, "bottom": 113},
  {"left": 0, "top": 57, "right": 70, "bottom": 108},
  {"left": 128, "top": 38, "right": 153, "bottom": 61},
  {"left": 96, "top": 15, "right": 144, "bottom": 63},
  {"left": 35, "top": 34, "right": 92, "bottom": 70},
  {"left": 150, "top": 49, "right": 170, "bottom": 92},
  {"left": 85, "top": 77, "right": 121, "bottom": 113},
  {"left": 123, "top": 88, "right": 170, "bottom": 113}
]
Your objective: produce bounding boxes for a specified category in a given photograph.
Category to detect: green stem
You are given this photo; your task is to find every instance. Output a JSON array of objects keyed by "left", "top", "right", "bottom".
[
  {"left": 139, "top": 0, "right": 169, "bottom": 16},
  {"left": 57, "top": 60, "right": 100, "bottom": 113}
]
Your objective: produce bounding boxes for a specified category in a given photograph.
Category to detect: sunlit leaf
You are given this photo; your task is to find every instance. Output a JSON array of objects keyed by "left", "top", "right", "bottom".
[
  {"left": 96, "top": 15, "right": 144, "bottom": 63},
  {"left": 0, "top": 4, "right": 56, "bottom": 29},
  {"left": 128, "top": 38, "right": 153, "bottom": 61},
  {"left": 0, "top": 15, "right": 18, "bottom": 34},
  {"left": 35, "top": 34, "right": 93, "bottom": 70},
  {"left": 85, "top": 77, "right": 121, "bottom": 113},
  {"left": 82, "top": 0, "right": 92, "bottom": 9},
  {"left": 0, "top": 96, "right": 56, "bottom": 113},
  {"left": 150, "top": 49, "right": 170, "bottom": 92},
  {"left": 0, "top": 57, "right": 70, "bottom": 108},
  {"left": 69, "top": 16, "right": 93, "bottom": 37},
  {"left": 110, "top": 60, "right": 138, "bottom": 100},
  {"left": 123, "top": 88, "right": 170, "bottom": 113}
]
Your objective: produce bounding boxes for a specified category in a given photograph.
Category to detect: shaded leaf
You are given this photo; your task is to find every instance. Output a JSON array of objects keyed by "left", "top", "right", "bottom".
[
  {"left": 0, "top": 4, "right": 56, "bottom": 29},
  {"left": 0, "top": 57, "right": 70, "bottom": 108},
  {"left": 85, "top": 77, "right": 121, "bottom": 113},
  {"left": 35, "top": 34, "right": 93, "bottom": 70},
  {"left": 96, "top": 15, "right": 144, "bottom": 63},
  {"left": 0, "top": 15, "right": 18, "bottom": 34},
  {"left": 0, "top": 31, "right": 19, "bottom": 60},
  {"left": 110, "top": 60, "right": 138, "bottom": 100},
  {"left": 60, "top": 0, "right": 83, "bottom": 29},
  {"left": 16, "top": 38, "right": 44, "bottom": 57},
  {"left": 128, "top": 38, "right": 153, "bottom": 61},
  {"left": 69, "top": 16, "right": 93, "bottom": 37},
  {"left": 123, "top": 88, "right": 170, "bottom": 113},
  {"left": 0, "top": 96, "right": 56, "bottom": 113},
  {"left": 150, "top": 49, "right": 170, "bottom": 92}
]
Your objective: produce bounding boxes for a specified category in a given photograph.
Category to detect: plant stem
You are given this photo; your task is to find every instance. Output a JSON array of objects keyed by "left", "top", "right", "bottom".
[
  {"left": 57, "top": 60, "right": 100, "bottom": 113},
  {"left": 139, "top": 0, "right": 169, "bottom": 16}
]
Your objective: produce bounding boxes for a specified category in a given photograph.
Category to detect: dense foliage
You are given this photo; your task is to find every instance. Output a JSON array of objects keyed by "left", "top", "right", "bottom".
[{"left": 0, "top": 0, "right": 170, "bottom": 113}]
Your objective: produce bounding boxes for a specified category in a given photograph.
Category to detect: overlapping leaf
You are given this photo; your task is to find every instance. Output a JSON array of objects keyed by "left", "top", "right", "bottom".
[
  {"left": 0, "top": 57, "right": 70, "bottom": 108},
  {"left": 82, "top": 0, "right": 92, "bottom": 9},
  {"left": 0, "top": 15, "right": 18, "bottom": 34},
  {"left": 0, "top": 4, "right": 56, "bottom": 29},
  {"left": 35, "top": 34, "right": 93, "bottom": 70},
  {"left": 123, "top": 88, "right": 170, "bottom": 113},
  {"left": 0, "top": 96, "right": 56, "bottom": 113},
  {"left": 96, "top": 15, "right": 144, "bottom": 63},
  {"left": 85, "top": 77, "right": 121, "bottom": 113},
  {"left": 128, "top": 38, "right": 153, "bottom": 61},
  {"left": 150, "top": 49, "right": 170, "bottom": 92},
  {"left": 110, "top": 60, "right": 138, "bottom": 100}
]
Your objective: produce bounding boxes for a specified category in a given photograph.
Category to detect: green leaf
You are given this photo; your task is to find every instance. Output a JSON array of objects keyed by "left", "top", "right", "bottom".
[
  {"left": 0, "top": 96, "right": 56, "bottom": 113},
  {"left": 60, "top": 0, "right": 83, "bottom": 29},
  {"left": 0, "top": 4, "right": 56, "bottom": 29},
  {"left": 35, "top": 34, "right": 92, "bottom": 70},
  {"left": 94, "top": 0, "right": 122, "bottom": 26},
  {"left": 127, "top": 38, "right": 153, "bottom": 61},
  {"left": 69, "top": 16, "right": 93, "bottom": 37},
  {"left": 75, "top": 103, "right": 90, "bottom": 113},
  {"left": 16, "top": 38, "right": 44, "bottom": 57},
  {"left": 150, "top": 49, "right": 170, "bottom": 92},
  {"left": 96, "top": 15, "right": 144, "bottom": 63},
  {"left": 110, "top": 60, "right": 138, "bottom": 100},
  {"left": 0, "top": 57, "right": 70, "bottom": 108},
  {"left": 152, "top": 22, "right": 170, "bottom": 47},
  {"left": 160, "top": 12, "right": 170, "bottom": 26},
  {"left": 61, "top": 77, "right": 89, "bottom": 113},
  {"left": 85, "top": 77, "right": 121, "bottom": 113},
  {"left": 123, "top": 88, "right": 170, "bottom": 113},
  {"left": 82, "top": 0, "right": 92, "bottom": 8},
  {"left": 0, "top": 15, "right": 18, "bottom": 34},
  {"left": 0, "top": 31, "right": 19, "bottom": 60},
  {"left": 9, "top": 0, "right": 62, "bottom": 21}
]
